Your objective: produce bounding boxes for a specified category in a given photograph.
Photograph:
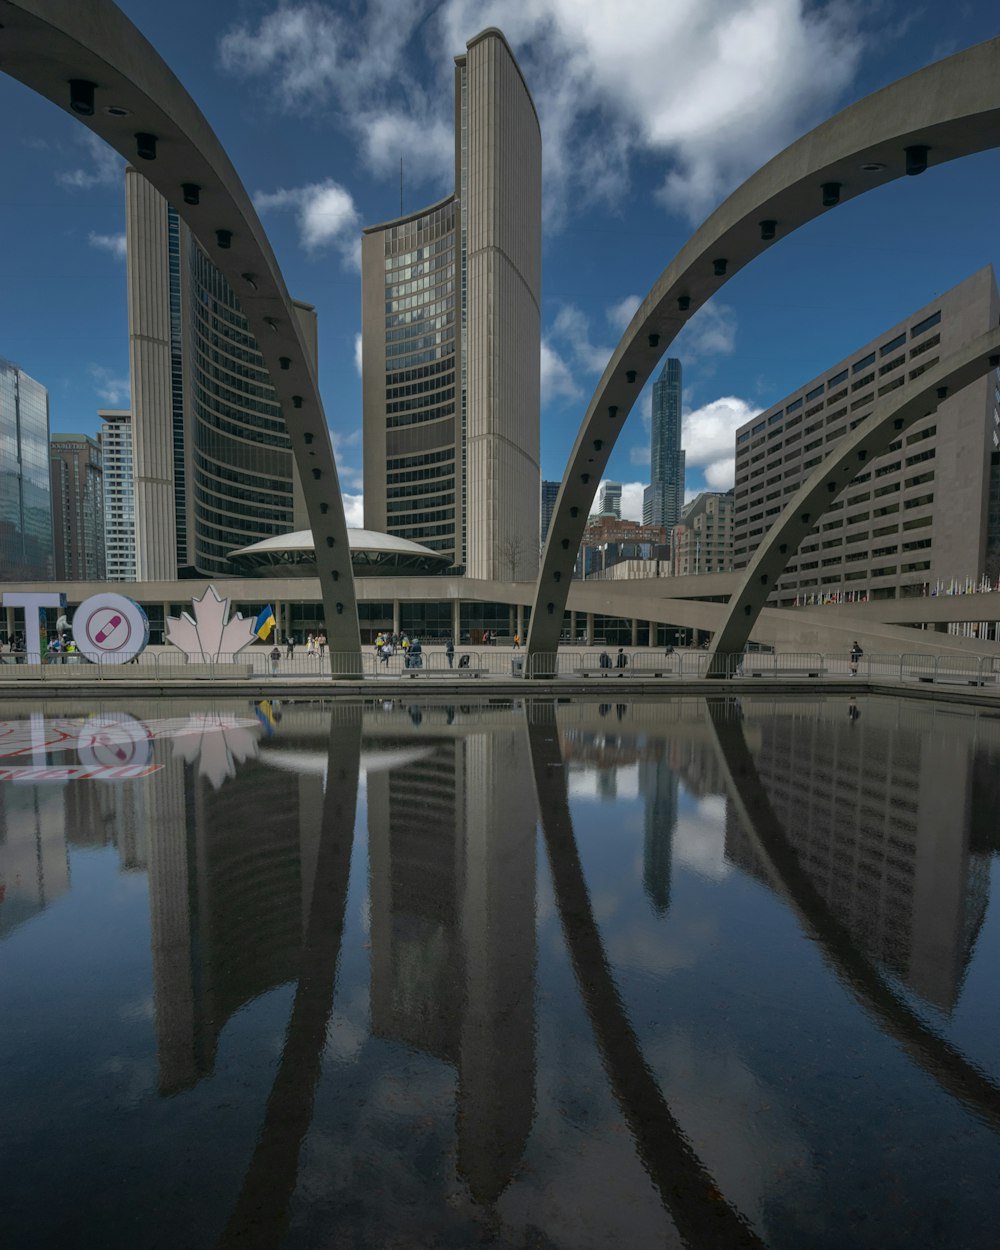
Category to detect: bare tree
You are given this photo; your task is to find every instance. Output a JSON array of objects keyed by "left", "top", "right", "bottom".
[{"left": 497, "top": 534, "right": 527, "bottom": 581}]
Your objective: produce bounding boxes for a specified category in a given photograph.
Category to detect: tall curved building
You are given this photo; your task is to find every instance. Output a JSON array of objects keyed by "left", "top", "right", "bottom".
[
  {"left": 362, "top": 29, "right": 541, "bottom": 581},
  {"left": 126, "top": 169, "right": 313, "bottom": 579}
]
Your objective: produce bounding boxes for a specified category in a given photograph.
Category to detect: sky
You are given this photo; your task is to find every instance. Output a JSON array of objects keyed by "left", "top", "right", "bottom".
[{"left": 1, "top": 0, "right": 999, "bottom": 527}]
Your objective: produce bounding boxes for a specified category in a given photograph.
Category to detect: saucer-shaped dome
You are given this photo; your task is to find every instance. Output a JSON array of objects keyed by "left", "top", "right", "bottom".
[{"left": 228, "top": 529, "right": 452, "bottom": 577}]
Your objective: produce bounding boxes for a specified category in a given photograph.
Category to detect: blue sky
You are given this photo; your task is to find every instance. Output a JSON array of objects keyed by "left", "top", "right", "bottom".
[{"left": 1, "top": 0, "right": 999, "bottom": 525}]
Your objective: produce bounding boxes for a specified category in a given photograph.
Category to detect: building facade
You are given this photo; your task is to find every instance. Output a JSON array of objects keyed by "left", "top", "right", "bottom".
[
  {"left": 643, "top": 358, "right": 685, "bottom": 533},
  {"left": 0, "top": 357, "right": 52, "bottom": 580},
  {"left": 597, "top": 480, "right": 622, "bottom": 519},
  {"left": 50, "top": 433, "right": 105, "bottom": 581},
  {"left": 126, "top": 169, "right": 314, "bottom": 581},
  {"left": 577, "top": 516, "right": 667, "bottom": 579},
  {"left": 672, "top": 490, "right": 733, "bottom": 577},
  {"left": 99, "top": 409, "right": 137, "bottom": 582},
  {"left": 733, "top": 267, "right": 1000, "bottom": 604},
  {"left": 540, "top": 480, "right": 559, "bottom": 545},
  {"left": 361, "top": 29, "right": 541, "bottom": 581}
]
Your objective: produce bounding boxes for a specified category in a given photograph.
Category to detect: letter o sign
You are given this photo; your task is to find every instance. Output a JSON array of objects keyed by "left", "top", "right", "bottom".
[{"left": 72, "top": 593, "right": 150, "bottom": 665}]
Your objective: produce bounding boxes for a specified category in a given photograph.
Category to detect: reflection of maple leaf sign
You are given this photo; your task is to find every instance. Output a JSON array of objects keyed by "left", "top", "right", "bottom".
[{"left": 165, "top": 586, "right": 256, "bottom": 661}]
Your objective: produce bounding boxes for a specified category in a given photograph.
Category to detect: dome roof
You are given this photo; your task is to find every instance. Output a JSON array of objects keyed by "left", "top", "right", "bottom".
[{"left": 228, "top": 528, "right": 452, "bottom": 577}]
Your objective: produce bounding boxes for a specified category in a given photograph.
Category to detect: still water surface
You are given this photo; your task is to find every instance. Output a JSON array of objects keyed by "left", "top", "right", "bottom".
[{"left": 2, "top": 695, "right": 1000, "bottom": 1249}]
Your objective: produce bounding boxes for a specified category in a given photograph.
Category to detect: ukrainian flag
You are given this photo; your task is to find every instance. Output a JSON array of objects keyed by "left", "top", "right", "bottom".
[{"left": 254, "top": 605, "right": 276, "bottom": 640}]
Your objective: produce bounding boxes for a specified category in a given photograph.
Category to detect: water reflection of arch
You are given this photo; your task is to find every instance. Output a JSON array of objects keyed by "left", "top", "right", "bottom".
[
  {"left": 705, "top": 697, "right": 1000, "bottom": 1134},
  {"left": 526, "top": 704, "right": 765, "bottom": 1249},
  {"left": 218, "top": 707, "right": 362, "bottom": 1249},
  {"left": 2, "top": 1, "right": 361, "bottom": 668},
  {"left": 527, "top": 36, "right": 1000, "bottom": 670},
  {"left": 706, "top": 327, "right": 1000, "bottom": 671}
]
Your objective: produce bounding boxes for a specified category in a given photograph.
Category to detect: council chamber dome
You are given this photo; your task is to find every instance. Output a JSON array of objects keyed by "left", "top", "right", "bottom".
[{"left": 228, "top": 529, "right": 453, "bottom": 577}]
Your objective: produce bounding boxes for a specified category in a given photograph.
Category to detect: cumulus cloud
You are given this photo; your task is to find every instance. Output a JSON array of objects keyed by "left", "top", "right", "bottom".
[
  {"left": 221, "top": 0, "right": 864, "bottom": 227},
  {"left": 88, "top": 364, "right": 130, "bottom": 406},
  {"left": 88, "top": 232, "right": 127, "bottom": 260},
  {"left": 254, "top": 179, "right": 360, "bottom": 262},
  {"left": 606, "top": 294, "right": 642, "bottom": 334},
  {"left": 675, "top": 302, "right": 738, "bottom": 360},
  {"left": 342, "top": 493, "right": 365, "bottom": 527},
  {"left": 58, "top": 130, "right": 123, "bottom": 190},
  {"left": 540, "top": 340, "right": 580, "bottom": 404},
  {"left": 353, "top": 333, "right": 363, "bottom": 377},
  {"left": 683, "top": 395, "right": 762, "bottom": 491},
  {"left": 613, "top": 481, "right": 648, "bottom": 522}
]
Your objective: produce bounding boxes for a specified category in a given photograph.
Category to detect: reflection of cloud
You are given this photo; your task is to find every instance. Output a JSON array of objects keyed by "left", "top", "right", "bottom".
[
  {"left": 674, "top": 794, "right": 732, "bottom": 879},
  {"left": 607, "top": 911, "right": 720, "bottom": 978},
  {"left": 259, "top": 743, "right": 435, "bottom": 782}
]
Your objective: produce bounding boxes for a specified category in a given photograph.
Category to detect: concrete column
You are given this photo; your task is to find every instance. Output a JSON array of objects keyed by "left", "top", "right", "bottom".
[
  {"left": 569, "top": 611, "right": 577, "bottom": 643},
  {"left": 5, "top": 606, "right": 14, "bottom": 643},
  {"left": 452, "top": 598, "right": 461, "bottom": 643},
  {"left": 273, "top": 599, "right": 282, "bottom": 642},
  {"left": 509, "top": 606, "right": 515, "bottom": 637},
  {"left": 586, "top": 612, "right": 594, "bottom": 645},
  {"left": 162, "top": 601, "right": 171, "bottom": 645},
  {"left": 648, "top": 621, "right": 657, "bottom": 647},
  {"left": 393, "top": 599, "right": 401, "bottom": 634},
  {"left": 631, "top": 618, "right": 639, "bottom": 647}
]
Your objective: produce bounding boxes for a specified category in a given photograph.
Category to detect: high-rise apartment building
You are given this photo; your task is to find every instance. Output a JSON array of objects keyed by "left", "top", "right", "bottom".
[
  {"left": 0, "top": 357, "right": 52, "bottom": 579},
  {"left": 643, "top": 359, "right": 685, "bottom": 532},
  {"left": 50, "top": 434, "right": 105, "bottom": 581},
  {"left": 361, "top": 29, "right": 541, "bottom": 580},
  {"left": 540, "top": 480, "right": 559, "bottom": 545},
  {"left": 672, "top": 490, "right": 734, "bottom": 576},
  {"left": 733, "top": 267, "right": 1000, "bottom": 604},
  {"left": 126, "top": 170, "right": 315, "bottom": 580},
  {"left": 99, "top": 409, "right": 137, "bottom": 582},
  {"left": 597, "top": 480, "right": 622, "bottom": 519}
]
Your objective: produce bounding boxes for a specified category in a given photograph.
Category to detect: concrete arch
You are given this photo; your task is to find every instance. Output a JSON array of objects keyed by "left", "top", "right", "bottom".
[
  {"left": 527, "top": 36, "right": 1000, "bottom": 673},
  {"left": 706, "top": 328, "right": 1000, "bottom": 672},
  {"left": 1, "top": 1, "right": 362, "bottom": 672}
]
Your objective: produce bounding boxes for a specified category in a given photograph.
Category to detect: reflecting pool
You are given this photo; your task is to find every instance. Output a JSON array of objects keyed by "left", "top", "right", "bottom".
[{"left": 3, "top": 694, "right": 1000, "bottom": 1249}]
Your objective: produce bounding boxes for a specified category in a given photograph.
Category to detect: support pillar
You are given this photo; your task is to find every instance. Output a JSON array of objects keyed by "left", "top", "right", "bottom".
[
  {"left": 162, "top": 601, "right": 171, "bottom": 646},
  {"left": 648, "top": 620, "right": 657, "bottom": 648},
  {"left": 516, "top": 603, "right": 524, "bottom": 640},
  {"left": 452, "top": 598, "right": 461, "bottom": 643},
  {"left": 631, "top": 618, "right": 639, "bottom": 647},
  {"left": 586, "top": 612, "right": 594, "bottom": 645},
  {"left": 569, "top": 611, "right": 577, "bottom": 643},
  {"left": 5, "top": 606, "right": 14, "bottom": 645},
  {"left": 392, "top": 599, "right": 401, "bottom": 635}
]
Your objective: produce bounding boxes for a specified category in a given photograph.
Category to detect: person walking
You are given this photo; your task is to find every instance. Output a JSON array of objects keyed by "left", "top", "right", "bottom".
[
  {"left": 317, "top": 632, "right": 327, "bottom": 659},
  {"left": 849, "top": 640, "right": 863, "bottom": 676},
  {"left": 286, "top": 635, "right": 295, "bottom": 659},
  {"left": 269, "top": 645, "right": 281, "bottom": 676},
  {"left": 615, "top": 646, "right": 629, "bottom": 675},
  {"left": 512, "top": 632, "right": 520, "bottom": 650},
  {"left": 446, "top": 638, "right": 455, "bottom": 669}
]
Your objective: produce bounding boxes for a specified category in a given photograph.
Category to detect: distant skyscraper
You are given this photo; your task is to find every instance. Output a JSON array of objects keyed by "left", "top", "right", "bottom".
[
  {"left": 540, "top": 480, "right": 559, "bottom": 544},
  {"left": 126, "top": 169, "right": 315, "bottom": 580},
  {"left": 362, "top": 29, "right": 541, "bottom": 580},
  {"left": 50, "top": 434, "right": 105, "bottom": 580},
  {"left": 0, "top": 357, "right": 53, "bottom": 579},
  {"left": 598, "top": 480, "right": 622, "bottom": 518},
  {"left": 644, "top": 359, "right": 685, "bottom": 533},
  {"left": 99, "top": 409, "right": 137, "bottom": 582}
]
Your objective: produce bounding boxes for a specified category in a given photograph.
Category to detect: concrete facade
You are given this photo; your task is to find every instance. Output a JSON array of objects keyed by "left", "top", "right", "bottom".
[
  {"left": 98, "top": 409, "right": 136, "bottom": 581},
  {"left": 362, "top": 29, "right": 541, "bottom": 582},
  {"left": 734, "top": 268, "right": 1000, "bottom": 605},
  {"left": 673, "top": 491, "right": 733, "bottom": 577}
]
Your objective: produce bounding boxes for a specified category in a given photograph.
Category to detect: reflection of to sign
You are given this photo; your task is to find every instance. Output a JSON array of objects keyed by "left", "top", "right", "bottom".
[{"left": 78, "top": 715, "right": 152, "bottom": 771}]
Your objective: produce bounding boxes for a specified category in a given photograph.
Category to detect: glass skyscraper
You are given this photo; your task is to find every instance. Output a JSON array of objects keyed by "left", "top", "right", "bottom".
[
  {"left": 0, "top": 358, "right": 53, "bottom": 579},
  {"left": 643, "top": 358, "right": 685, "bottom": 532}
]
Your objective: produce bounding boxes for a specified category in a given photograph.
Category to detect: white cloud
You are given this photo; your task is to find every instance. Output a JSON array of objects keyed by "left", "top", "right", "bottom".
[
  {"left": 683, "top": 395, "right": 761, "bottom": 490},
  {"left": 629, "top": 445, "right": 651, "bottom": 467},
  {"left": 342, "top": 493, "right": 365, "bottom": 528},
  {"left": 254, "top": 179, "right": 360, "bottom": 262},
  {"left": 606, "top": 294, "right": 642, "bottom": 334},
  {"left": 58, "top": 130, "right": 123, "bottom": 190},
  {"left": 88, "top": 232, "right": 126, "bottom": 260},
  {"left": 675, "top": 301, "right": 738, "bottom": 361},
  {"left": 540, "top": 340, "right": 580, "bottom": 404},
  {"left": 616, "top": 482, "right": 647, "bottom": 522},
  {"left": 353, "top": 333, "right": 363, "bottom": 377},
  {"left": 222, "top": 1, "right": 863, "bottom": 227},
  {"left": 88, "top": 364, "right": 129, "bottom": 406}
]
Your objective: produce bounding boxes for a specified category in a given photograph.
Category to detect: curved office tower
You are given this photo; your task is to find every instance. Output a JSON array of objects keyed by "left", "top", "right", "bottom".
[
  {"left": 362, "top": 29, "right": 541, "bottom": 581},
  {"left": 126, "top": 169, "right": 313, "bottom": 580}
]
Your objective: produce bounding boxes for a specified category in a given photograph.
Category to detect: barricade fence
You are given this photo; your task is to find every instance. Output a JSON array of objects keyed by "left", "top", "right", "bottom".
[{"left": 0, "top": 646, "right": 997, "bottom": 684}]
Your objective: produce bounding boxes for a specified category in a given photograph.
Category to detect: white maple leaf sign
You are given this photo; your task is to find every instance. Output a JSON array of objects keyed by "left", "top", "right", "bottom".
[{"left": 165, "top": 586, "right": 257, "bottom": 662}]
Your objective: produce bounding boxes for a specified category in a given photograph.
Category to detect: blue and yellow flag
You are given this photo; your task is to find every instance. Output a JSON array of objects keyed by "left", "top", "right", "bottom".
[
  {"left": 254, "top": 605, "right": 276, "bottom": 640},
  {"left": 255, "top": 700, "right": 279, "bottom": 736}
]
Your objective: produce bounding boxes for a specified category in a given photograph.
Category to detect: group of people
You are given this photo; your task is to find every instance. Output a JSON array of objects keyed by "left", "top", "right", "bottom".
[
  {"left": 374, "top": 632, "right": 424, "bottom": 667},
  {"left": 598, "top": 647, "right": 630, "bottom": 673}
]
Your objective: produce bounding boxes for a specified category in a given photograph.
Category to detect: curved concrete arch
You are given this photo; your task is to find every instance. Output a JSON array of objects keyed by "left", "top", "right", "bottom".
[
  {"left": 526, "top": 706, "right": 765, "bottom": 1247},
  {"left": 1, "top": 1, "right": 362, "bottom": 672},
  {"left": 705, "top": 328, "right": 1000, "bottom": 672},
  {"left": 705, "top": 698, "right": 1000, "bottom": 1135},
  {"left": 527, "top": 36, "right": 1000, "bottom": 673}
]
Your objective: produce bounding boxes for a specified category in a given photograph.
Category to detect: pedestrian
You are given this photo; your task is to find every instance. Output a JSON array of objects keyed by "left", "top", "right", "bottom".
[
  {"left": 446, "top": 638, "right": 455, "bottom": 668},
  {"left": 849, "top": 640, "right": 863, "bottom": 675},
  {"left": 317, "top": 632, "right": 327, "bottom": 658},
  {"left": 286, "top": 635, "right": 295, "bottom": 658},
  {"left": 375, "top": 632, "right": 385, "bottom": 657},
  {"left": 513, "top": 632, "right": 520, "bottom": 649},
  {"left": 599, "top": 650, "right": 611, "bottom": 673},
  {"left": 615, "top": 646, "right": 628, "bottom": 674},
  {"left": 269, "top": 645, "right": 281, "bottom": 676},
  {"left": 381, "top": 641, "right": 394, "bottom": 667},
  {"left": 306, "top": 633, "right": 315, "bottom": 655}
]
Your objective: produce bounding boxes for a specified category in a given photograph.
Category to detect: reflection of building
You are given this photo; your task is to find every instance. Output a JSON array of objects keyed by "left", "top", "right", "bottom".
[
  {"left": 0, "top": 357, "right": 53, "bottom": 579},
  {"left": 368, "top": 729, "right": 536, "bottom": 1203},
  {"left": 50, "top": 433, "right": 105, "bottom": 581},
  {"left": 644, "top": 358, "right": 685, "bottom": 534},
  {"left": 640, "top": 759, "right": 677, "bottom": 914},
  {"left": 99, "top": 410, "right": 136, "bottom": 582},
  {"left": 362, "top": 29, "right": 541, "bottom": 580},
  {"left": 0, "top": 782, "right": 69, "bottom": 938},
  {"left": 725, "top": 703, "right": 992, "bottom": 1011},
  {"left": 126, "top": 170, "right": 316, "bottom": 580},
  {"left": 733, "top": 267, "right": 1000, "bottom": 604}
]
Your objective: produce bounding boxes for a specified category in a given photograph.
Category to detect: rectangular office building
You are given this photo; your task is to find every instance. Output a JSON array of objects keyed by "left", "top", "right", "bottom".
[{"left": 733, "top": 267, "right": 1000, "bottom": 604}]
